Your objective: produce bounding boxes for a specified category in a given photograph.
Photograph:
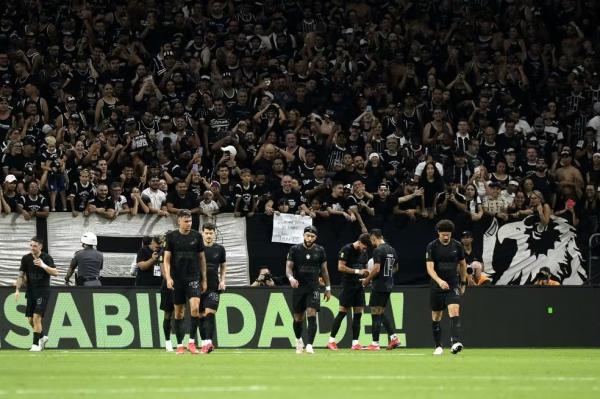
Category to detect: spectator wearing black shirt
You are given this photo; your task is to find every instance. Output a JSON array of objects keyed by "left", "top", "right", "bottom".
[
  {"left": 234, "top": 169, "right": 256, "bottom": 217},
  {"left": 265, "top": 175, "right": 307, "bottom": 216},
  {"left": 17, "top": 181, "right": 49, "bottom": 221},
  {"left": 166, "top": 181, "right": 199, "bottom": 215},
  {"left": 68, "top": 168, "right": 95, "bottom": 216},
  {"left": 87, "top": 183, "right": 115, "bottom": 220}
]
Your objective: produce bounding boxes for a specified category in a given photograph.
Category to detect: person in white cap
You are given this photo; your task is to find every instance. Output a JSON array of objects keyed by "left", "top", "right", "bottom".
[
  {"left": 1, "top": 174, "right": 17, "bottom": 213},
  {"left": 65, "top": 232, "right": 104, "bottom": 286}
]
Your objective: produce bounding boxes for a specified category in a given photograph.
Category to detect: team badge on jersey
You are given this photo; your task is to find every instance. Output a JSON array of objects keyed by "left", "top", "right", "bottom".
[{"left": 306, "top": 254, "right": 310, "bottom": 259}]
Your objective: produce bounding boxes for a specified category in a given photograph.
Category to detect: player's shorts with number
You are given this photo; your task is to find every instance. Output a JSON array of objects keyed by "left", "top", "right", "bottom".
[{"left": 292, "top": 286, "right": 321, "bottom": 313}]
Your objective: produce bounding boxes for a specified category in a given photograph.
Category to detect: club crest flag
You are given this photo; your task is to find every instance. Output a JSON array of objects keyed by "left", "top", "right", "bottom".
[{"left": 482, "top": 216, "right": 586, "bottom": 285}]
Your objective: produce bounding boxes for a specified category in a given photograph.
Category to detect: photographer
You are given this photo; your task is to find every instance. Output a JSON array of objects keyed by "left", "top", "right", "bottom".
[
  {"left": 534, "top": 267, "right": 560, "bottom": 286},
  {"left": 135, "top": 236, "right": 163, "bottom": 286},
  {"left": 251, "top": 268, "right": 276, "bottom": 287}
]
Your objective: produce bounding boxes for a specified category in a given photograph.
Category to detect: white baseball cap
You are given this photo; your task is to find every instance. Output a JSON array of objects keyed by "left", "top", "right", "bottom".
[
  {"left": 221, "top": 145, "right": 237, "bottom": 158},
  {"left": 4, "top": 174, "right": 17, "bottom": 183}
]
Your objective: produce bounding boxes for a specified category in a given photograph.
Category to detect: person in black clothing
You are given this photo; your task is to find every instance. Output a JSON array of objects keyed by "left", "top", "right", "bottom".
[
  {"left": 135, "top": 236, "right": 162, "bottom": 287},
  {"left": 286, "top": 225, "right": 330, "bottom": 354},
  {"left": 154, "top": 234, "right": 175, "bottom": 352},
  {"left": 426, "top": 219, "right": 467, "bottom": 356},
  {"left": 15, "top": 236, "right": 58, "bottom": 351},
  {"left": 166, "top": 181, "right": 200, "bottom": 215},
  {"left": 163, "top": 209, "right": 207, "bottom": 354},
  {"left": 327, "top": 233, "right": 370, "bottom": 351},
  {"left": 198, "top": 223, "right": 226, "bottom": 354},
  {"left": 361, "top": 229, "right": 399, "bottom": 351}
]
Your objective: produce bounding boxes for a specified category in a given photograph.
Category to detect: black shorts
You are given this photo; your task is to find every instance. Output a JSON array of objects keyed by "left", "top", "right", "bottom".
[
  {"left": 369, "top": 290, "right": 391, "bottom": 308},
  {"left": 25, "top": 288, "right": 50, "bottom": 317},
  {"left": 339, "top": 284, "right": 365, "bottom": 308},
  {"left": 292, "top": 286, "right": 321, "bottom": 314},
  {"left": 173, "top": 280, "right": 201, "bottom": 305},
  {"left": 430, "top": 286, "right": 461, "bottom": 311},
  {"left": 200, "top": 291, "right": 220, "bottom": 312},
  {"left": 160, "top": 284, "right": 174, "bottom": 312}
]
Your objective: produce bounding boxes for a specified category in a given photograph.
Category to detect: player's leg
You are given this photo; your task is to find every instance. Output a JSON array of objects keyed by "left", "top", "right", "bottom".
[
  {"left": 328, "top": 305, "right": 348, "bottom": 350},
  {"left": 30, "top": 290, "right": 49, "bottom": 351},
  {"left": 292, "top": 288, "right": 308, "bottom": 353},
  {"left": 431, "top": 288, "right": 445, "bottom": 355},
  {"left": 201, "top": 292, "right": 219, "bottom": 353},
  {"left": 25, "top": 297, "right": 40, "bottom": 351},
  {"left": 380, "top": 309, "right": 400, "bottom": 350},
  {"left": 304, "top": 288, "right": 321, "bottom": 353},
  {"left": 447, "top": 303, "right": 463, "bottom": 354},
  {"left": 172, "top": 282, "right": 187, "bottom": 353},
  {"left": 187, "top": 293, "right": 201, "bottom": 354},
  {"left": 160, "top": 285, "right": 175, "bottom": 351},
  {"left": 351, "top": 306, "right": 363, "bottom": 349},
  {"left": 369, "top": 306, "right": 384, "bottom": 350}
]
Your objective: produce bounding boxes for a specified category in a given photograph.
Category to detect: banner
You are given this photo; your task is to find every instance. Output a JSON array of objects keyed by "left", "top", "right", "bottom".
[
  {"left": 2, "top": 286, "right": 599, "bottom": 349},
  {"left": 0, "top": 215, "right": 36, "bottom": 286},
  {"left": 271, "top": 213, "right": 312, "bottom": 244},
  {"left": 483, "top": 216, "right": 587, "bottom": 285},
  {"left": 46, "top": 214, "right": 250, "bottom": 286},
  {"left": 0, "top": 287, "right": 405, "bottom": 349}
]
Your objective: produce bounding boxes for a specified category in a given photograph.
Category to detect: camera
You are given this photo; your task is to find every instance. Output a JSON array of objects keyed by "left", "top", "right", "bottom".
[
  {"left": 466, "top": 266, "right": 474, "bottom": 275},
  {"left": 535, "top": 268, "right": 551, "bottom": 282}
]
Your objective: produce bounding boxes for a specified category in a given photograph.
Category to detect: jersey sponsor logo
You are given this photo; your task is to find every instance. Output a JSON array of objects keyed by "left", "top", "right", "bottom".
[{"left": 306, "top": 254, "right": 310, "bottom": 259}]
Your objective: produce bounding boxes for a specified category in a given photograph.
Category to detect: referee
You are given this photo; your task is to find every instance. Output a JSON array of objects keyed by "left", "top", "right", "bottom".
[
  {"left": 15, "top": 236, "right": 58, "bottom": 351},
  {"left": 65, "top": 232, "right": 103, "bottom": 286},
  {"left": 426, "top": 219, "right": 467, "bottom": 355}
]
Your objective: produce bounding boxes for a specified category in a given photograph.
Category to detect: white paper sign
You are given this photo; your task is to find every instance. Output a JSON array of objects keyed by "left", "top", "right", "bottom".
[{"left": 271, "top": 213, "right": 313, "bottom": 244}]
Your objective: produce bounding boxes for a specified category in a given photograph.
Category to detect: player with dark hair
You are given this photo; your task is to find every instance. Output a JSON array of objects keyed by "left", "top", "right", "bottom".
[
  {"left": 362, "top": 229, "right": 399, "bottom": 351},
  {"left": 426, "top": 219, "right": 467, "bottom": 355},
  {"left": 163, "top": 209, "right": 207, "bottom": 354},
  {"left": 15, "top": 236, "right": 58, "bottom": 351},
  {"left": 199, "top": 222, "right": 227, "bottom": 354},
  {"left": 327, "top": 233, "right": 371, "bottom": 350},
  {"left": 286, "top": 225, "right": 331, "bottom": 354}
]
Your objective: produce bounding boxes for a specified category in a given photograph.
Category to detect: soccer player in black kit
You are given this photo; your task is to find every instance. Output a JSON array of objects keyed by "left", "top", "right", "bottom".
[
  {"left": 15, "top": 237, "right": 58, "bottom": 351},
  {"left": 286, "top": 225, "right": 331, "bottom": 354},
  {"left": 199, "top": 222, "right": 227, "bottom": 354},
  {"left": 361, "top": 229, "right": 399, "bottom": 351},
  {"left": 425, "top": 219, "right": 467, "bottom": 355},
  {"left": 327, "top": 233, "right": 370, "bottom": 350},
  {"left": 163, "top": 209, "right": 207, "bottom": 354}
]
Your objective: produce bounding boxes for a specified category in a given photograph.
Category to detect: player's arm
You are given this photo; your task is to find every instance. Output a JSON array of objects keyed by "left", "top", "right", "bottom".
[
  {"left": 218, "top": 262, "right": 227, "bottom": 290},
  {"left": 286, "top": 259, "right": 298, "bottom": 288},
  {"left": 163, "top": 250, "right": 174, "bottom": 289},
  {"left": 426, "top": 261, "right": 449, "bottom": 290},
  {"left": 338, "top": 258, "right": 368, "bottom": 276},
  {"left": 37, "top": 256, "right": 58, "bottom": 276},
  {"left": 362, "top": 259, "right": 380, "bottom": 287},
  {"left": 321, "top": 260, "right": 331, "bottom": 301},
  {"left": 15, "top": 270, "right": 25, "bottom": 300},
  {"left": 199, "top": 250, "right": 207, "bottom": 292},
  {"left": 458, "top": 258, "right": 468, "bottom": 294}
]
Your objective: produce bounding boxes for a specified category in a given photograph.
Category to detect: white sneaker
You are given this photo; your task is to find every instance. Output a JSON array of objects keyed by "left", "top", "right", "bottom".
[
  {"left": 29, "top": 345, "right": 41, "bottom": 352},
  {"left": 38, "top": 336, "right": 49, "bottom": 350},
  {"left": 433, "top": 346, "right": 443, "bottom": 355},
  {"left": 305, "top": 344, "right": 314, "bottom": 354},
  {"left": 165, "top": 340, "right": 174, "bottom": 352},
  {"left": 451, "top": 342, "right": 463, "bottom": 354},
  {"left": 295, "top": 339, "right": 304, "bottom": 354}
]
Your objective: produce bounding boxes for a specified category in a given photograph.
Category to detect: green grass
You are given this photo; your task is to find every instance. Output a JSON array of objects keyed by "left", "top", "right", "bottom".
[{"left": 0, "top": 349, "right": 598, "bottom": 399}]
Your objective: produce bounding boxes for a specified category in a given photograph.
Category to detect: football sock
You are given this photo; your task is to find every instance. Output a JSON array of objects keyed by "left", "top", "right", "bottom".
[
  {"left": 381, "top": 314, "right": 395, "bottom": 338},
  {"left": 162, "top": 319, "right": 171, "bottom": 341},
  {"left": 189, "top": 316, "right": 200, "bottom": 343},
  {"left": 450, "top": 316, "right": 461, "bottom": 344},
  {"left": 33, "top": 332, "right": 40, "bottom": 346},
  {"left": 199, "top": 317, "right": 206, "bottom": 341},
  {"left": 205, "top": 314, "right": 216, "bottom": 341},
  {"left": 432, "top": 321, "right": 442, "bottom": 347},
  {"left": 330, "top": 311, "right": 346, "bottom": 339},
  {"left": 371, "top": 314, "right": 382, "bottom": 343},
  {"left": 174, "top": 318, "right": 184, "bottom": 345},
  {"left": 293, "top": 320, "right": 303, "bottom": 339},
  {"left": 307, "top": 316, "right": 317, "bottom": 345},
  {"left": 351, "top": 312, "right": 362, "bottom": 340}
]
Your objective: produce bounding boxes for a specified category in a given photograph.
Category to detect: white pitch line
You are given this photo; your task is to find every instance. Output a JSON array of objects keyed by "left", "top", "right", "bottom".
[
  {"left": 12, "top": 385, "right": 271, "bottom": 395},
  {"left": 320, "top": 375, "right": 598, "bottom": 382}
]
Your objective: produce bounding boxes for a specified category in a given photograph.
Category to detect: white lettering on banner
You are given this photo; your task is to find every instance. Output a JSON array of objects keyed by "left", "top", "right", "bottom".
[{"left": 271, "top": 214, "right": 313, "bottom": 244}]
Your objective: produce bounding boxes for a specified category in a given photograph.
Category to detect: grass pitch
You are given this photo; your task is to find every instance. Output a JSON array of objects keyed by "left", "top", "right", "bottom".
[{"left": 0, "top": 348, "right": 598, "bottom": 399}]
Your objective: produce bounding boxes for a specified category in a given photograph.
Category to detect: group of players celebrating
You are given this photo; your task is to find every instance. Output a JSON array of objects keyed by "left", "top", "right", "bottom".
[
  {"left": 287, "top": 219, "right": 465, "bottom": 355},
  {"left": 16, "top": 208, "right": 466, "bottom": 355}
]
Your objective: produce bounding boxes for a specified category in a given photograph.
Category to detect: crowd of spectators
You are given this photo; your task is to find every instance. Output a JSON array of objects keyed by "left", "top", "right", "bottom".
[{"left": 1, "top": 0, "right": 600, "bottom": 239}]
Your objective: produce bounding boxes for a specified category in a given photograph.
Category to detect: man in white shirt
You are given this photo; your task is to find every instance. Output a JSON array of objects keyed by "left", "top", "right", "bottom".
[{"left": 141, "top": 176, "right": 168, "bottom": 216}]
